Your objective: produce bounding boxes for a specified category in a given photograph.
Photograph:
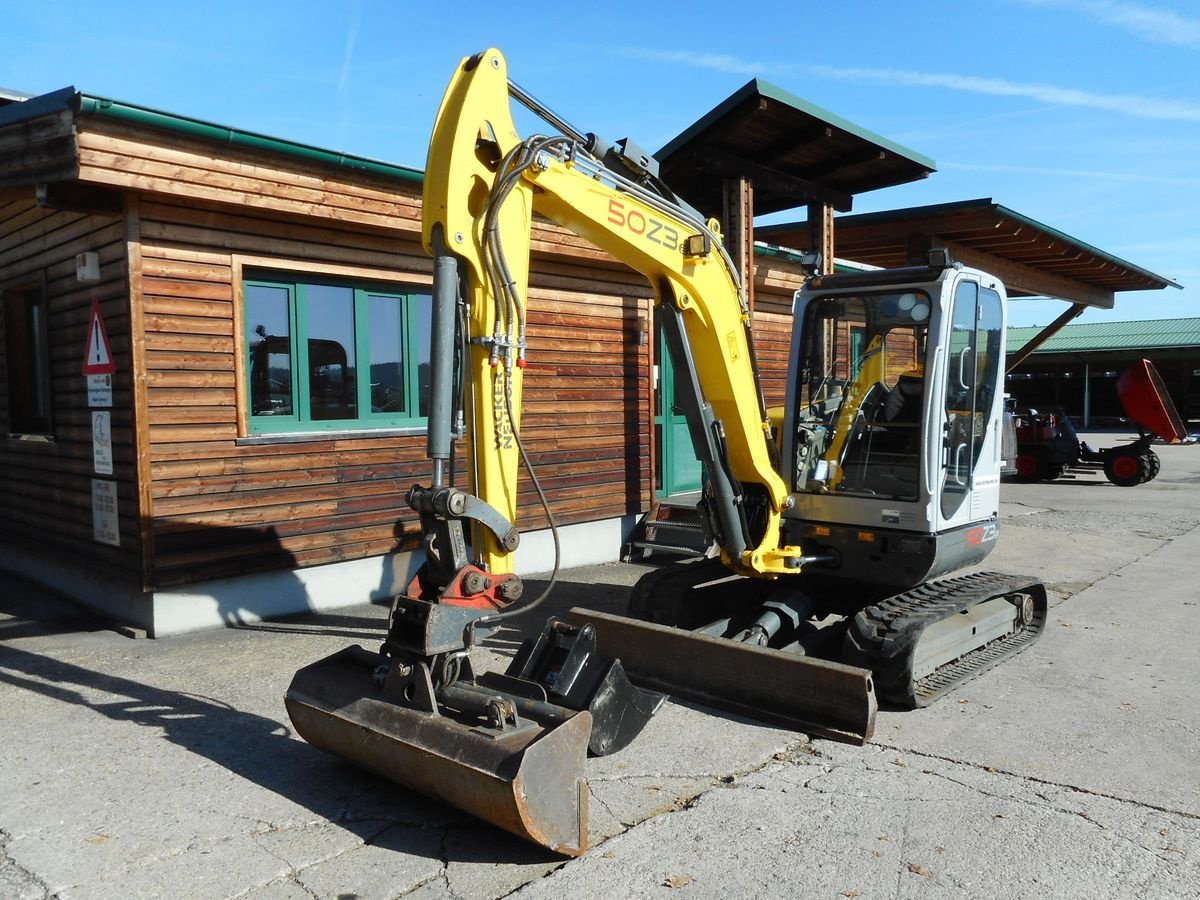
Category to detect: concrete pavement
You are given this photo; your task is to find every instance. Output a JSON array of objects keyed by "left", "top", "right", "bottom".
[{"left": 2, "top": 433, "right": 1198, "bottom": 898}]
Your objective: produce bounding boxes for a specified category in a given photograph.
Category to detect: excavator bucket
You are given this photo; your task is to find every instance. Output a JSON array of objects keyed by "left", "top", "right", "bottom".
[
  {"left": 285, "top": 645, "right": 591, "bottom": 856},
  {"left": 568, "top": 608, "right": 877, "bottom": 744}
]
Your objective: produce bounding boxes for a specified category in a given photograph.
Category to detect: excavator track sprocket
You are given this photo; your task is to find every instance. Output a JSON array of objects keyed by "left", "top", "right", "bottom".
[{"left": 843, "top": 571, "right": 1047, "bottom": 708}]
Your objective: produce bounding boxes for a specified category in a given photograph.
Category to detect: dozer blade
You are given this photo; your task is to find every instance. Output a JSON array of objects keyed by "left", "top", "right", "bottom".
[
  {"left": 568, "top": 608, "right": 877, "bottom": 745},
  {"left": 285, "top": 645, "right": 591, "bottom": 857}
]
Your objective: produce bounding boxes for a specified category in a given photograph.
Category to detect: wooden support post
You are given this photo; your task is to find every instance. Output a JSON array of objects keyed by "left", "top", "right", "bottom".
[
  {"left": 722, "top": 175, "right": 754, "bottom": 312},
  {"left": 808, "top": 202, "right": 835, "bottom": 275},
  {"left": 808, "top": 201, "right": 836, "bottom": 366}
]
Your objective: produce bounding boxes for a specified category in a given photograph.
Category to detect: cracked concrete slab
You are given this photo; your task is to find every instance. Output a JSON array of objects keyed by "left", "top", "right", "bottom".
[
  {"left": 2, "top": 437, "right": 1199, "bottom": 898},
  {"left": 512, "top": 745, "right": 1199, "bottom": 899}
]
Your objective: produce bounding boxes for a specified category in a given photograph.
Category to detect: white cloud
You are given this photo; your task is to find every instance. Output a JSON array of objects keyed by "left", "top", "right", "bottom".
[
  {"left": 1013, "top": 0, "right": 1200, "bottom": 48},
  {"left": 943, "top": 161, "right": 1200, "bottom": 186},
  {"left": 338, "top": 8, "right": 360, "bottom": 100},
  {"left": 615, "top": 48, "right": 763, "bottom": 76},
  {"left": 616, "top": 48, "right": 1200, "bottom": 123},
  {"left": 804, "top": 64, "right": 1200, "bottom": 122}
]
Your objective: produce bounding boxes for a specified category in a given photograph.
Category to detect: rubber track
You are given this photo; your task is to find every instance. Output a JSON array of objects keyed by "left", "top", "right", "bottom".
[
  {"left": 627, "top": 558, "right": 751, "bottom": 628},
  {"left": 628, "top": 559, "right": 710, "bottom": 621},
  {"left": 844, "top": 571, "right": 1048, "bottom": 709}
]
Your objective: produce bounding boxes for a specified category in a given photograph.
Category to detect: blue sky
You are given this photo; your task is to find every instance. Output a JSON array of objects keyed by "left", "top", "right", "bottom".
[{"left": 3, "top": 0, "right": 1196, "bottom": 327}]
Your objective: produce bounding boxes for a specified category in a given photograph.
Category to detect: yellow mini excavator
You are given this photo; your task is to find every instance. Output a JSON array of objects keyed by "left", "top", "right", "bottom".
[{"left": 285, "top": 49, "right": 1047, "bottom": 857}]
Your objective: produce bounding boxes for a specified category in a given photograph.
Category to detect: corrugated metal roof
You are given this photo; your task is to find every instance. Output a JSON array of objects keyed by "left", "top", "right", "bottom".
[{"left": 1008, "top": 318, "right": 1200, "bottom": 354}]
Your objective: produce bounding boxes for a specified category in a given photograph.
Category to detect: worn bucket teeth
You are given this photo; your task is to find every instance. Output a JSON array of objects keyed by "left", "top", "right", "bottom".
[{"left": 285, "top": 645, "right": 591, "bottom": 857}]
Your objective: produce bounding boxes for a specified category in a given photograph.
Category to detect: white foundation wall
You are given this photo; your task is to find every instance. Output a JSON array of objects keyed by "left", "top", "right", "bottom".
[
  {"left": 0, "top": 514, "right": 638, "bottom": 636},
  {"left": 148, "top": 513, "right": 638, "bottom": 636},
  {"left": 0, "top": 543, "right": 151, "bottom": 627}
]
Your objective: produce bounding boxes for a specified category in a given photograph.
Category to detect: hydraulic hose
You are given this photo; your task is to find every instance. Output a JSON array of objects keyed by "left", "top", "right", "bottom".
[{"left": 470, "top": 373, "right": 561, "bottom": 632}]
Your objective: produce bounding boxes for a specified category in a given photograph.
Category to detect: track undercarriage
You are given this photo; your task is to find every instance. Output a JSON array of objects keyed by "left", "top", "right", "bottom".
[{"left": 621, "top": 559, "right": 1047, "bottom": 714}]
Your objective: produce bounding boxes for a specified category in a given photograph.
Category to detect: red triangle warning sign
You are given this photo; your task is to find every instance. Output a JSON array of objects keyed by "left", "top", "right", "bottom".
[{"left": 83, "top": 299, "right": 116, "bottom": 375}]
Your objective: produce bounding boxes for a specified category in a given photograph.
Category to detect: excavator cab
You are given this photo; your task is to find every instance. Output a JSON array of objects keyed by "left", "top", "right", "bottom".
[{"left": 782, "top": 262, "right": 1008, "bottom": 590}]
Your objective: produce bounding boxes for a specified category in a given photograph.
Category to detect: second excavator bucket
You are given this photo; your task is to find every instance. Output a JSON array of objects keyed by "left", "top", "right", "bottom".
[{"left": 285, "top": 645, "right": 592, "bottom": 856}]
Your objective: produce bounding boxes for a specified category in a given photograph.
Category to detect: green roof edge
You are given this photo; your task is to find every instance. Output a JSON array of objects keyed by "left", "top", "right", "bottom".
[
  {"left": 1007, "top": 317, "right": 1200, "bottom": 354},
  {"left": 657, "top": 77, "right": 936, "bottom": 173},
  {"left": 76, "top": 93, "right": 424, "bottom": 184}
]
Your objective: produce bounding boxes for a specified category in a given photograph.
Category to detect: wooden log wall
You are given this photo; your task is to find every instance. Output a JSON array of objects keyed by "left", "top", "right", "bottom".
[
  {"left": 753, "top": 266, "right": 806, "bottom": 407},
  {"left": 0, "top": 194, "right": 141, "bottom": 576},
  {"left": 131, "top": 187, "right": 653, "bottom": 587},
  {"left": 750, "top": 310, "right": 796, "bottom": 408}
]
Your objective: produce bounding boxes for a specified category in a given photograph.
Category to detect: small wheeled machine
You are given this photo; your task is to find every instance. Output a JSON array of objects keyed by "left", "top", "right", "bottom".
[{"left": 1012, "top": 359, "right": 1189, "bottom": 485}]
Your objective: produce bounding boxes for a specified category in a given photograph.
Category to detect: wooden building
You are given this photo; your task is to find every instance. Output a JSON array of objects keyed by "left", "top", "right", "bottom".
[
  {"left": 761, "top": 199, "right": 1183, "bottom": 415},
  {"left": 1006, "top": 318, "right": 1200, "bottom": 426},
  {"left": 0, "top": 86, "right": 853, "bottom": 634}
]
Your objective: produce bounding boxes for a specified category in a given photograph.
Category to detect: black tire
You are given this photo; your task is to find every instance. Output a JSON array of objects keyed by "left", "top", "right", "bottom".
[
  {"left": 1013, "top": 446, "right": 1050, "bottom": 481},
  {"left": 1104, "top": 450, "right": 1148, "bottom": 487},
  {"left": 1146, "top": 450, "right": 1161, "bottom": 482}
]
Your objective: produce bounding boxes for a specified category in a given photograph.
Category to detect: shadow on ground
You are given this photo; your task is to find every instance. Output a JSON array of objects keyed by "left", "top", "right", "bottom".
[
  {"left": 0, "top": 572, "right": 112, "bottom": 640},
  {"left": 0, "top": 621, "right": 562, "bottom": 865}
]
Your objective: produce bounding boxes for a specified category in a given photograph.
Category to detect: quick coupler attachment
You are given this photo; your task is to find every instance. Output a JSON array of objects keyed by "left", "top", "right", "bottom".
[{"left": 501, "top": 617, "right": 667, "bottom": 756}]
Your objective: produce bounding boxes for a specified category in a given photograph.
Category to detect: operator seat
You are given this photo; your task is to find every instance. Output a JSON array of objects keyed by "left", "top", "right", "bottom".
[
  {"left": 883, "top": 372, "right": 923, "bottom": 425},
  {"left": 858, "top": 369, "right": 924, "bottom": 498}
]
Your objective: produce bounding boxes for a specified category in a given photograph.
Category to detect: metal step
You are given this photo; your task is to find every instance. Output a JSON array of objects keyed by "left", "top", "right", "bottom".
[{"left": 623, "top": 499, "right": 713, "bottom": 562}]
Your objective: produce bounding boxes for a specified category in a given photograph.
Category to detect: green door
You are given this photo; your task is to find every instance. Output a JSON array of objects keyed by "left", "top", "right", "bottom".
[{"left": 654, "top": 319, "right": 703, "bottom": 498}]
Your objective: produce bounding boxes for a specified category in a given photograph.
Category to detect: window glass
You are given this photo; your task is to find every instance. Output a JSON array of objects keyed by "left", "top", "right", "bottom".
[
  {"left": 4, "top": 286, "right": 53, "bottom": 434},
  {"left": 792, "top": 291, "right": 929, "bottom": 501},
  {"left": 244, "top": 275, "right": 430, "bottom": 434},
  {"left": 975, "top": 286, "right": 1003, "bottom": 468},
  {"left": 410, "top": 294, "right": 432, "bottom": 417},
  {"left": 305, "top": 284, "right": 356, "bottom": 421},
  {"left": 941, "top": 281, "right": 980, "bottom": 517},
  {"left": 246, "top": 284, "right": 293, "bottom": 417},
  {"left": 368, "top": 293, "right": 405, "bottom": 414}
]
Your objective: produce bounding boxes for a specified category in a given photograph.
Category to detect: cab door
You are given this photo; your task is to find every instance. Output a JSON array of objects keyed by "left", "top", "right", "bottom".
[{"left": 937, "top": 277, "right": 1005, "bottom": 531}]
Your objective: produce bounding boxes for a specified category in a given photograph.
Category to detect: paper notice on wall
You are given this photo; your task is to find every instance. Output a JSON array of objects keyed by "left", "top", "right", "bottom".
[
  {"left": 92, "top": 478, "right": 120, "bottom": 546},
  {"left": 92, "top": 411, "right": 113, "bottom": 475},
  {"left": 87, "top": 374, "right": 113, "bottom": 408}
]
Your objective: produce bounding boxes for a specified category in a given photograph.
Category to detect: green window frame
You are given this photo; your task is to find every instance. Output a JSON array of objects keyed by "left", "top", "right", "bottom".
[{"left": 243, "top": 273, "right": 431, "bottom": 434}]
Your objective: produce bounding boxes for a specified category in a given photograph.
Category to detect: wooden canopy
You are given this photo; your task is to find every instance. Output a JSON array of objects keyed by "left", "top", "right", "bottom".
[
  {"left": 758, "top": 198, "right": 1181, "bottom": 309},
  {"left": 656, "top": 78, "right": 936, "bottom": 217}
]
